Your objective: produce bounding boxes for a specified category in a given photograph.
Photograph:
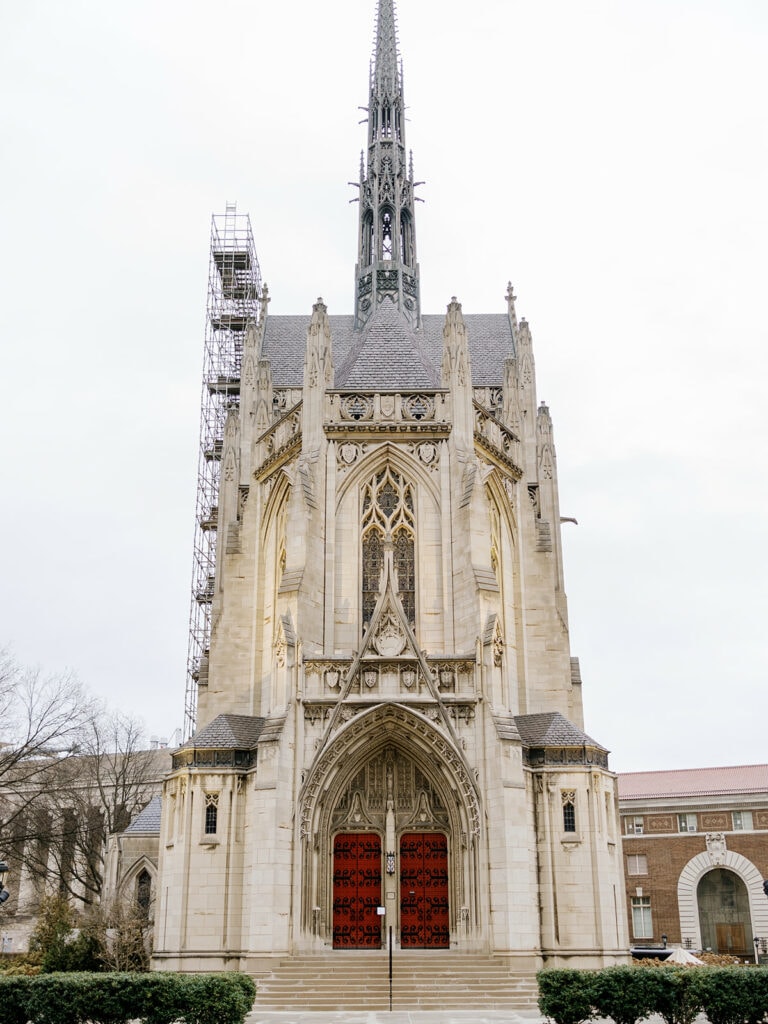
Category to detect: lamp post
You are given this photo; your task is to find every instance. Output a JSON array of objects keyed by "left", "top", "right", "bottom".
[
  {"left": 754, "top": 937, "right": 760, "bottom": 966},
  {"left": 0, "top": 862, "right": 9, "bottom": 906}
]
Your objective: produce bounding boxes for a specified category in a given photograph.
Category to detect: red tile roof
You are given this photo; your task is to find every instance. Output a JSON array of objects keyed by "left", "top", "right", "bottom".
[{"left": 618, "top": 764, "right": 768, "bottom": 800}]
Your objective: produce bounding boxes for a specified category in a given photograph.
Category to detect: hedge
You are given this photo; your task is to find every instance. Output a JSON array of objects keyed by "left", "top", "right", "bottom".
[
  {"left": 538, "top": 965, "right": 768, "bottom": 1024},
  {"left": 0, "top": 971, "right": 256, "bottom": 1024}
]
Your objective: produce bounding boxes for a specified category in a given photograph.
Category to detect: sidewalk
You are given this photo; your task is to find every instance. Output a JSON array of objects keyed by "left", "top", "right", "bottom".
[{"left": 245, "top": 1013, "right": 709, "bottom": 1024}]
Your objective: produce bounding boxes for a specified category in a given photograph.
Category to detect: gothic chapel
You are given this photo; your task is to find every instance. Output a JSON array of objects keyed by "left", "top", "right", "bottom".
[{"left": 153, "top": 0, "right": 628, "bottom": 975}]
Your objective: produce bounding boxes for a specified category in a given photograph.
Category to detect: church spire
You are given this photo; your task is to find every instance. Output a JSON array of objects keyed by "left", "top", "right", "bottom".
[{"left": 354, "top": 0, "right": 420, "bottom": 330}]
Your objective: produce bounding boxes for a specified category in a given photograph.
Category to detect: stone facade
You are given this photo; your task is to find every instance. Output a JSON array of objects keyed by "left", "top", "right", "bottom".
[
  {"left": 618, "top": 765, "right": 768, "bottom": 956},
  {"left": 151, "top": 0, "right": 628, "bottom": 974}
]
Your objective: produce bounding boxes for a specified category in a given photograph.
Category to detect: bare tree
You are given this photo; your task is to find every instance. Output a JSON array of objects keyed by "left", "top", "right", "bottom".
[
  {"left": 1, "top": 654, "right": 166, "bottom": 908},
  {"left": 13, "top": 710, "right": 166, "bottom": 905},
  {"left": 0, "top": 650, "right": 95, "bottom": 837}
]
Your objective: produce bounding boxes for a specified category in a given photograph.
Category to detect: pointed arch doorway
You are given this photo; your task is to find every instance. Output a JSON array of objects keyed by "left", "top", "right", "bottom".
[{"left": 300, "top": 704, "right": 483, "bottom": 953}]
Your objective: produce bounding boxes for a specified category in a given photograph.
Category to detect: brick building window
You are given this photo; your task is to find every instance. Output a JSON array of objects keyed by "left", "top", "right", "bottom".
[
  {"left": 732, "top": 810, "right": 752, "bottom": 830},
  {"left": 625, "top": 816, "right": 644, "bottom": 835},
  {"left": 562, "top": 791, "right": 576, "bottom": 833},
  {"left": 678, "top": 813, "right": 697, "bottom": 833},
  {"left": 631, "top": 896, "right": 653, "bottom": 939},
  {"left": 627, "top": 854, "right": 648, "bottom": 876}
]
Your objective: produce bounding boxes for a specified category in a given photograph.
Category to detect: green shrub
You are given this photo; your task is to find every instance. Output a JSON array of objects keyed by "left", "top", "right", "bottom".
[
  {"left": 21, "top": 973, "right": 89, "bottom": 1024},
  {"left": 538, "top": 969, "right": 595, "bottom": 1024},
  {"left": 590, "top": 964, "right": 655, "bottom": 1024},
  {"left": 137, "top": 971, "right": 184, "bottom": 1024},
  {"left": 41, "top": 932, "right": 102, "bottom": 974},
  {"left": 179, "top": 973, "right": 255, "bottom": 1024},
  {"left": 0, "top": 970, "right": 256, "bottom": 1024},
  {"left": 646, "top": 966, "right": 702, "bottom": 1024},
  {"left": 0, "top": 976, "right": 31, "bottom": 1024}
]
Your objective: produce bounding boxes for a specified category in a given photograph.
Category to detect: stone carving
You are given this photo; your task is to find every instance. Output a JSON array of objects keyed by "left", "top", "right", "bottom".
[
  {"left": 324, "top": 667, "right": 341, "bottom": 689},
  {"left": 338, "top": 442, "right": 362, "bottom": 467},
  {"left": 401, "top": 666, "right": 417, "bottom": 689},
  {"left": 340, "top": 394, "right": 374, "bottom": 421},
  {"left": 402, "top": 394, "right": 435, "bottom": 421},
  {"left": 706, "top": 832, "right": 727, "bottom": 865},
  {"left": 373, "top": 609, "right": 406, "bottom": 657},
  {"left": 380, "top": 395, "right": 396, "bottom": 418}
]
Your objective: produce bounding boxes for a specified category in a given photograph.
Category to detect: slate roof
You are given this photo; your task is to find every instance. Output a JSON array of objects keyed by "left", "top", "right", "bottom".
[
  {"left": 618, "top": 764, "right": 768, "bottom": 801},
  {"left": 336, "top": 298, "right": 437, "bottom": 389},
  {"left": 189, "top": 714, "right": 266, "bottom": 750},
  {"left": 261, "top": 310, "right": 515, "bottom": 389},
  {"left": 514, "top": 712, "right": 607, "bottom": 751},
  {"left": 124, "top": 795, "right": 162, "bottom": 835}
]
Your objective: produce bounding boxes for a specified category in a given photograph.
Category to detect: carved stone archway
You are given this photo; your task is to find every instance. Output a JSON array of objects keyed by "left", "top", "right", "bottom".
[{"left": 298, "top": 703, "right": 483, "bottom": 950}]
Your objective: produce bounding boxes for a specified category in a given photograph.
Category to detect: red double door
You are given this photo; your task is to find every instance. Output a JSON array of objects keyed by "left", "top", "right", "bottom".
[{"left": 332, "top": 832, "right": 449, "bottom": 949}]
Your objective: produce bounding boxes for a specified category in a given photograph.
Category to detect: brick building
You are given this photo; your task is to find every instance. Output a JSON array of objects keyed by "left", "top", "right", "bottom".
[{"left": 619, "top": 765, "right": 768, "bottom": 956}]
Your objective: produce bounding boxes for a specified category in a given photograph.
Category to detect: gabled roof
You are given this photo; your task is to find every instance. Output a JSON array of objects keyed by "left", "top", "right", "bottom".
[
  {"left": 124, "top": 795, "right": 162, "bottom": 835},
  {"left": 618, "top": 764, "right": 768, "bottom": 800},
  {"left": 189, "top": 714, "right": 266, "bottom": 750},
  {"left": 514, "top": 711, "right": 606, "bottom": 751}
]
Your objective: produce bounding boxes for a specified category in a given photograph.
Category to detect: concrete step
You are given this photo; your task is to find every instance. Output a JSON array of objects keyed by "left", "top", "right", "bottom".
[{"left": 252, "top": 953, "right": 539, "bottom": 1011}]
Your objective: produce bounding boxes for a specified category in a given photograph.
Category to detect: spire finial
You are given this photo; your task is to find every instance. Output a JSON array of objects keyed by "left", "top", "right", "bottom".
[
  {"left": 374, "top": 0, "right": 400, "bottom": 98},
  {"left": 353, "top": 0, "right": 420, "bottom": 331}
]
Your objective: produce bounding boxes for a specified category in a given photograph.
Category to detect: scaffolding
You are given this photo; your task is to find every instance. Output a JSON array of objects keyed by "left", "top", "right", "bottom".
[{"left": 185, "top": 203, "right": 261, "bottom": 737}]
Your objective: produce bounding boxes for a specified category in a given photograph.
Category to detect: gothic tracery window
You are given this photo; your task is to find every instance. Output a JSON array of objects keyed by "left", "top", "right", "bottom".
[{"left": 361, "top": 467, "right": 415, "bottom": 630}]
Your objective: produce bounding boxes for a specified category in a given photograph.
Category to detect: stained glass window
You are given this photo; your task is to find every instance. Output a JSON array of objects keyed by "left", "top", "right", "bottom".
[{"left": 361, "top": 467, "right": 415, "bottom": 630}]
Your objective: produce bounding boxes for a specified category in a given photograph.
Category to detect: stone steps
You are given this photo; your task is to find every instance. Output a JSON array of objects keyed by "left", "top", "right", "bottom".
[{"left": 252, "top": 952, "right": 540, "bottom": 1011}]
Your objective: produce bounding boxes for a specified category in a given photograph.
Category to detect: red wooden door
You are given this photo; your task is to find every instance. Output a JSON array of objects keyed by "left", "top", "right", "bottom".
[
  {"left": 400, "top": 832, "right": 449, "bottom": 948},
  {"left": 332, "top": 833, "right": 382, "bottom": 948}
]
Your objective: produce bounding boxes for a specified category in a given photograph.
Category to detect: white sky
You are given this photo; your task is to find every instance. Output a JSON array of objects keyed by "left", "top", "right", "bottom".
[{"left": 1, "top": 0, "right": 766, "bottom": 773}]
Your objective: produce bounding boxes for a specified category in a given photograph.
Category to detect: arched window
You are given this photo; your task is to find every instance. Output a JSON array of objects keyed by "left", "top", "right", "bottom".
[
  {"left": 400, "top": 211, "right": 412, "bottom": 265},
  {"left": 362, "top": 211, "right": 373, "bottom": 266},
  {"left": 562, "top": 791, "right": 576, "bottom": 833},
  {"left": 381, "top": 208, "right": 394, "bottom": 260},
  {"left": 204, "top": 793, "right": 219, "bottom": 835},
  {"left": 361, "top": 467, "right": 415, "bottom": 631},
  {"left": 136, "top": 869, "right": 152, "bottom": 917}
]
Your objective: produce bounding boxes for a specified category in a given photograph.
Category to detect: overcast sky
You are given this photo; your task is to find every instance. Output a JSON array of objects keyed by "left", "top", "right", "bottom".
[{"left": 1, "top": 0, "right": 766, "bottom": 773}]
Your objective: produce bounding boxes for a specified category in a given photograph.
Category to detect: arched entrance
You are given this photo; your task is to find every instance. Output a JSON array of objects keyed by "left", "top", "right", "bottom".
[
  {"left": 677, "top": 847, "right": 768, "bottom": 951},
  {"left": 698, "top": 868, "right": 753, "bottom": 955},
  {"left": 299, "top": 704, "right": 482, "bottom": 951}
]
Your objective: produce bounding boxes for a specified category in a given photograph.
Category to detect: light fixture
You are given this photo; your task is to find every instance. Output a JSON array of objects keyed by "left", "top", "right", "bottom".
[
  {"left": 0, "top": 862, "right": 9, "bottom": 905},
  {"left": 386, "top": 852, "right": 395, "bottom": 875}
]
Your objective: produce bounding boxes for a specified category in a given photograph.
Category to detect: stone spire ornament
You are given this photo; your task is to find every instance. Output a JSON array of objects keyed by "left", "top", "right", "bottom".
[{"left": 353, "top": 0, "right": 421, "bottom": 330}]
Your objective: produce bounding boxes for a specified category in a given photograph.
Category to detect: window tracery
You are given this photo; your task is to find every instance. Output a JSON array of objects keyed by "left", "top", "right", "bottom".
[{"left": 361, "top": 466, "right": 415, "bottom": 629}]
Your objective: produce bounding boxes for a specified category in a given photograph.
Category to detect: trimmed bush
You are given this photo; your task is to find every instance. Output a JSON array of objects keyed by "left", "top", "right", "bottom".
[
  {"left": 590, "top": 964, "right": 656, "bottom": 1024},
  {"left": 648, "top": 966, "right": 703, "bottom": 1024},
  {"left": 0, "top": 976, "right": 30, "bottom": 1024},
  {"left": 538, "top": 968, "right": 595, "bottom": 1024},
  {"left": 179, "top": 972, "right": 255, "bottom": 1024},
  {"left": 0, "top": 970, "right": 256, "bottom": 1024}
]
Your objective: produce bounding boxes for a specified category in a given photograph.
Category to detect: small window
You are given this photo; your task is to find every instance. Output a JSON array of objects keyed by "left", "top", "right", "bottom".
[
  {"left": 136, "top": 869, "right": 152, "bottom": 917},
  {"left": 678, "top": 813, "right": 697, "bottom": 833},
  {"left": 204, "top": 793, "right": 219, "bottom": 835},
  {"left": 562, "top": 791, "right": 576, "bottom": 833},
  {"left": 732, "top": 810, "right": 752, "bottom": 831},
  {"left": 626, "top": 816, "right": 644, "bottom": 835},
  {"left": 631, "top": 896, "right": 652, "bottom": 939},
  {"left": 627, "top": 854, "right": 648, "bottom": 876}
]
